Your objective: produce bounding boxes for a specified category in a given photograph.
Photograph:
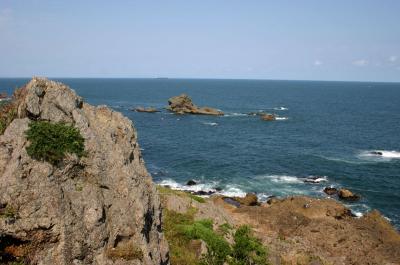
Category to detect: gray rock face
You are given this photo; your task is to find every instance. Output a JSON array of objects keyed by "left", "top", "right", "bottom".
[{"left": 0, "top": 78, "right": 169, "bottom": 265}]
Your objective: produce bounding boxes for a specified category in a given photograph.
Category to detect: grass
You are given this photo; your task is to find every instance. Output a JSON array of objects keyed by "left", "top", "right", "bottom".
[
  {"left": 25, "top": 121, "right": 85, "bottom": 165},
  {"left": 0, "top": 102, "right": 17, "bottom": 135},
  {"left": 157, "top": 185, "right": 206, "bottom": 203},
  {"left": 0, "top": 205, "right": 16, "bottom": 219},
  {"left": 106, "top": 243, "right": 143, "bottom": 261},
  {"left": 163, "top": 208, "right": 200, "bottom": 265},
  {"left": 163, "top": 207, "right": 269, "bottom": 265}
]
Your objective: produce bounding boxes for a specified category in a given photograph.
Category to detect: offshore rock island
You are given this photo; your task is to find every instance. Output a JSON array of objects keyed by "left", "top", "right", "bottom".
[{"left": 0, "top": 78, "right": 399, "bottom": 265}]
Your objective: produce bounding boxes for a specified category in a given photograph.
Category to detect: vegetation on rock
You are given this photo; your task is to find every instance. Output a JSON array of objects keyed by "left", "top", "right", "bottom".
[
  {"left": 0, "top": 102, "right": 17, "bottom": 135},
  {"left": 163, "top": 207, "right": 268, "bottom": 265},
  {"left": 25, "top": 121, "right": 85, "bottom": 165}
]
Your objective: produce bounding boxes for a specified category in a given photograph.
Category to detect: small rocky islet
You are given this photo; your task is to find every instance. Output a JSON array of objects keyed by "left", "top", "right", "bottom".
[
  {"left": 0, "top": 78, "right": 399, "bottom": 265},
  {"left": 132, "top": 93, "right": 281, "bottom": 121}
]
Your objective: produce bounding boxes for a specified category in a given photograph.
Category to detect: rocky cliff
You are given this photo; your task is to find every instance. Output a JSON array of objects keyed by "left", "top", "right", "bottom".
[{"left": 0, "top": 78, "right": 169, "bottom": 265}]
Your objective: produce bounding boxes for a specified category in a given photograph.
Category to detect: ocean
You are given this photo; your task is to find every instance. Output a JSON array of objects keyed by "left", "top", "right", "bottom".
[{"left": 1, "top": 78, "right": 400, "bottom": 227}]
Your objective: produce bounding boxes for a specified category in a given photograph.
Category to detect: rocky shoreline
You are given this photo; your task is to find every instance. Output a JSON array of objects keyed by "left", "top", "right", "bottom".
[{"left": 0, "top": 78, "right": 399, "bottom": 265}]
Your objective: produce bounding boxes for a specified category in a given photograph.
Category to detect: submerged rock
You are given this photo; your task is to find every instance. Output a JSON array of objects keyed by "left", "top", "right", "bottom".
[
  {"left": 338, "top": 188, "right": 361, "bottom": 201},
  {"left": 133, "top": 106, "right": 160, "bottom": 113},
  {"left": 0, "top": 78, "right": 168, "bottom": 265},
  {"left": 167, "top": 94, "right": 223, "bottom": 115},
  {"left": 186, "top": 179, "right": 197, "bottom": 186}
]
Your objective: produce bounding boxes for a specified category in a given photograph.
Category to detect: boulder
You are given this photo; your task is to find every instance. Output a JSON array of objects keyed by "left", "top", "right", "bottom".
[
  {"left": 133, "top": 106, "right": 159, "bottom": 113},
  {"left": 323, "top": 187, "right": 338, "bottom": 195},
  {"left": 186, "top": 179, "right": 197, "bottom": 186},
  {"left": 338, "top": 188, "right": 360, "bottom": 201},
  {"left": 0, "top": 78, "right": 169, "bottom": 265},
  {"left": 234, "top": 193, "right": 259, "bottom": 206},
  {"left": 167, "top": 94, "right": 223, "bottom": 115},
  {"left": 260, "top": 113, "right": 276, "bottom": 121}
]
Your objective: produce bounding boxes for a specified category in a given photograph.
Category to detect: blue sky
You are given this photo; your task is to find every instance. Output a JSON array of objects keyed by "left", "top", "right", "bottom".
[{"left": 0, "top": 0, "right": 399, "bottom": 82}]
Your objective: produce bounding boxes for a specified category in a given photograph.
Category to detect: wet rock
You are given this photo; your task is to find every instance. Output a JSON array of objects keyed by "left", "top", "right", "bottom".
[
  {"left": 133, "top": 106, "right": 160, "bottom": 113},
  {"left": 192, "top": 190, "right": 214, "bottom": 196},
  {"left": 223, "top": 197, "right": 241, "bottom": 208},
  {"left": 323, "top": 187, "right": 338, "bottom": 195},
  {"left": 260, "top": 113, "right": 276, "bottom": 121},
  {"left": 234, "top": 193, "right": 259, "bottom": 206},
  {"left": 303, "top": 176, "right": 327, "bottom": 184},
  {"left": 167, "top": 94, "right": 223, "bottom": 115},
  {"left": 186, "top": 180, "right": 197, "bottom": 186},
  {"left": 338, "top": 188, "right": 361, "bottom": 201},
  {"left": 0, "top": 78, "right": 169, "bottom": 265}
]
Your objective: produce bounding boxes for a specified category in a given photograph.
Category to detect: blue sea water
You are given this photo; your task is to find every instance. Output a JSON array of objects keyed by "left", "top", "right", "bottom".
[{"left": 1, "top": 78, "right": 400, "bottom": 227}]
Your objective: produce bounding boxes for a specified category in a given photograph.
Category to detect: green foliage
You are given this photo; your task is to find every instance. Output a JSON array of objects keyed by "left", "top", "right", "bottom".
[
  {"left": 182, "top": 219, "right": 231, "bottom": 265},
  {"left": 189, "top": 194, "right": 206, "bottom": 203},
  {"left": 229, "top": 225, "right": 268, "bottom": 265},
  {"left": 156, "top": 185, "right": 206, "bottom": 203},
  {"left": 217, "top": 223, "right": 233, "bottom": 236},
  {"left": 0, "top": 103, "right": 17, "bottom": 135},
  {"left": 25, "top": 121, "right": 85, "bottom": 165},
  {"left": 0, "top": 205, "right": 16, "bottom": 219},
  {"left": 163, "top": 208, "right": 200, "bottom": 265}
]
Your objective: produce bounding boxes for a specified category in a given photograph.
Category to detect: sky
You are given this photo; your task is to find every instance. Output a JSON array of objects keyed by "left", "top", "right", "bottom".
[{"left": 0, "top": 0, "right": 400, "bottom": 82}]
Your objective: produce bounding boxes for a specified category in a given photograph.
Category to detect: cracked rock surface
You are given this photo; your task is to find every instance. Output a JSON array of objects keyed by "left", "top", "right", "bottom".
[{"left": 0, "top": 78, "right": 169, "bottom": 265}]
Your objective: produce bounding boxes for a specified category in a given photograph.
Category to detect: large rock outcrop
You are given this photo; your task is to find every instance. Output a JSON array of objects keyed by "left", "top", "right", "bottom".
[
  {"left": 167, "top": 94, "right": 223, "bottom": 115},
  {"left": 0, "top": 78, "right": 169, "bottom": 264}
]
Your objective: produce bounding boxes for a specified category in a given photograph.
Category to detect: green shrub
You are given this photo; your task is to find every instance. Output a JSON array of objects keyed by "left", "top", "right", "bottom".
[
  {"left": 25, "top": 121, "right": 85, "bottom": 165},
  {"left": 182, "top": 219, "right": 231, "bottom": 265},
  {"left": 229, "top": 225, "right": 268, "bottom": 265}
]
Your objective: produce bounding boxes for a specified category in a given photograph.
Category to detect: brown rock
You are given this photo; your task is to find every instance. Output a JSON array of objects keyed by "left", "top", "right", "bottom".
[
  {"left": 260, "top": 113, "right": 276, "bottom": 121},
  {"left": 167, "top": 94, "right": 223, "bottom": 115},
  {"left": 133, "top": 106, "right": 159, "bottom": 113},
  {"left": 0, "top": 78, "right": 169, "bottom": 265},
  {"left": 234, "top": 193, "right": 259, "bottom": 206},
  {"left": 338, "top": 188, "right": 360, "bottom": 201}
]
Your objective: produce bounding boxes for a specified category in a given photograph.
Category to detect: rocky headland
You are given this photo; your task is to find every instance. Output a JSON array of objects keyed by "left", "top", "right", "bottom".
[
  {"left": 167, "top": 94, "right": 223, "bottom": 115},
  {"left": 0, "top": 78, "right": 168, "bottom": 264}
]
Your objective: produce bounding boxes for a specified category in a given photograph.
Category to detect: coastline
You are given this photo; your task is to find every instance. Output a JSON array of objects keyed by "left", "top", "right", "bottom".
[{"left": 158, "top": 185, "right": 400, "bottom": 264}]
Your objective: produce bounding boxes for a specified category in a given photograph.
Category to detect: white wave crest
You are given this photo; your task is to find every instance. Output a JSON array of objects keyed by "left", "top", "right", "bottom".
[
  {"left": 273, "top": 107, "right": 288, "bottom": 111},
  {"left": 223, "top": 112, "right": 247, "bottom": 117},
  {"left": 359, "top": 150, "right": 400, "bottom": 160},
  {"left": 275, "top": 117, "right": 288, "bottom": 120},
  {"left": 158, "top": 179, "right": 217, "bottom": 193},
  {"left": 203, "top": 122, "right": 218, "bottom": 126},
  {"left": 219, "top": 185, "right": 246, "bottom": 197}
]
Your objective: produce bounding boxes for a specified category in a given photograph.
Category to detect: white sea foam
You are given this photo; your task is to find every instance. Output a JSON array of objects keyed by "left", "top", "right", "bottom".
[
  {"left": 158, "top": 179, "right": 247, "bottom": 197},
  {"left": 359, "top": 150, "right": 400, "bottom": 160},
  {"left": 275, "top": 117, "right": 288, "bottom": 121},
  {"left": 158, "top": 179, "right": 217, "bottom": 193},
  {"left": 302, "top": 176, "right": 328, "bottom": 183},
  {"left": 223, "top": 112, "right": 247, "bottom": 117},
  {"left": 219, "top": 185, "right": 246, "bottom": 197},
  {"left": 256, "top": 175, "right": 303, "bottom": 184},
  {"left": 353, "top": 211, "right": 363, "bottom": 217},
  {"left": 273, "top": 107, "right": 288, "bottom": 111},
  {"left": 203, "top": 122, "right": 218, "bottom": 126}
]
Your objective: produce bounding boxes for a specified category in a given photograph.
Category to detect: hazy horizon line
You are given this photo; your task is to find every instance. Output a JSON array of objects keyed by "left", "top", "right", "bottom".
[{"left": 1, "top": 76, "right": 400, "bottom": 84}]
